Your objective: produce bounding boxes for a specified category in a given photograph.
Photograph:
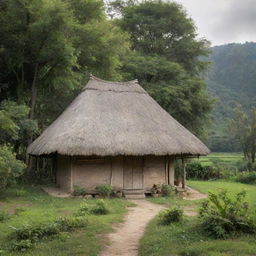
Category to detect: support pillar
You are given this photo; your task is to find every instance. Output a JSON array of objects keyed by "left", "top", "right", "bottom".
[{"left": 182, "top": 158, "right": 186, "bottom": 189}]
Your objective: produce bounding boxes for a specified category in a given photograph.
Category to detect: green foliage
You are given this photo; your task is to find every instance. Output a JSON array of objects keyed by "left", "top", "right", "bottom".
[
  {"left": 90, "top": 199, "right": 109, "bottom": 215},
  {"left": 96, "top": 184, "right": 114, "bottom": 197},
  {"left": 118, "top": 0, "right": 212, "bottom": 138},
  {"left": 236, "top": 172, "right": 256, "bottom": 184},
  {"left": 75, "top": 199, "right": 109, "bottom": 216},
  {"left": 184, "top": 161, "right": 233, "bottom": 180},
  {"left": 0, "top": 210, "right": 10, "bottom": 222},
  {"left": 9, "top": 216, "right": 88, "bottom": 251},
  {"left": 74, "top": 201, "right": 90, "bottom": 216},
  {"left": 229, "top": 106, "right": 256, "bottom": 163},
  {"left": 0, "top": 145, "right": 25, "bottom": 191},
  {"left": 207, "top": 43, "right": 256, "bottom": 152},
  {"left": 72, "top": 186, "right": 87, "bottom": 196},
  {"left": 0, "top": 0, "right": 129, "bottom": 166},
  {"left": 199, "top": 190, "right": 256, "bottom": 238},
  {"left": 161, "top": 184, "right": 173, "bottom": 197},
  {"left": 158, "top": 207, "right": 183, "bottom": 225},
  {"left": 15, "top": 188, "right": 26, "bottom": 197}
]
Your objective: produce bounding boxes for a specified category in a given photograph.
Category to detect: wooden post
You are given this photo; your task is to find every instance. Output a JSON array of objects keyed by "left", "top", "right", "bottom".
[{"left": 182, "top": 158, "right": 186, "bottom": 189}]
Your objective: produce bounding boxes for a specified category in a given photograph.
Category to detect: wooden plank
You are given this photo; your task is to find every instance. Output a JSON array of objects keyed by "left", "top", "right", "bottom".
[
  {"left": 132, "top": 157, "right": 143, "bottom": 189},
  {"left": 123, "top": 157, "right": 133, "bottom": 189}
]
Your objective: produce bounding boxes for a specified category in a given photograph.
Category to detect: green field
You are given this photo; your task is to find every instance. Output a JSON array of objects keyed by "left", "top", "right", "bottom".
[
  {"left": 140, "top": 181, "right": 256, "bottom": 256},
  {"left": 0, "top": 186, "right": 132, "bottom": 256},
  {"left": 197, "top": 152, "right": 244, "bottom": 167}
]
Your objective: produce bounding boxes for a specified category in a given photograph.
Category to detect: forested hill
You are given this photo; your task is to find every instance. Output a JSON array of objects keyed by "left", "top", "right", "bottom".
[{"left": 207, "top": 42, "right": 256, "bottom": 151}]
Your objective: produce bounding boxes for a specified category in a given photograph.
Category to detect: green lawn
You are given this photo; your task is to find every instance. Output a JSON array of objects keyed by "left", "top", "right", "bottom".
[
  {"left": 0, "top": 186, "right": 132, "bottom": 256},
  {"left": 188, "top": 180, "right": 256, "bottom": 208},
  {"left": 197, "top": 152, "right": 243, "bottom": 167},
  {"left": 140, "top": 181, "right": 256, "bottom": 256}
]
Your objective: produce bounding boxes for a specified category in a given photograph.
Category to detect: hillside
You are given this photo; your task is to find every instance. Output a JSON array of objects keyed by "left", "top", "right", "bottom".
[{"left": 207, "top": 42, "right": 256, "bottom": 152}]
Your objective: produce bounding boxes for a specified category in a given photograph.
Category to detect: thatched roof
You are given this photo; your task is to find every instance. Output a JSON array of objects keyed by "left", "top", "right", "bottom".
[{"left": 27, "top": 75, "right": 210, "bottom": 156}]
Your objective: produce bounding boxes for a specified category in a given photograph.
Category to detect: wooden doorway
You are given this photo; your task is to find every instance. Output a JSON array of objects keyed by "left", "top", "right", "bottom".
[{"left": 123, "top": 156, "right": 143, "bottom": 189}]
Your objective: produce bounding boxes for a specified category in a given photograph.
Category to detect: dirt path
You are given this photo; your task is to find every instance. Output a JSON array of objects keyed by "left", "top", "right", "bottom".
[
  {"left": 101, "top": 200, "right": 165, "bottom": 256},
  {"left": 183, "top": 186, "right": 207, "bottom": 200}
]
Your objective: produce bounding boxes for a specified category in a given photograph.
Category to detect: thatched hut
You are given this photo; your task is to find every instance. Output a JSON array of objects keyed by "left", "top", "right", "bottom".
[{"left": 27, "top": 75, "right": 209, "bottom": 198}]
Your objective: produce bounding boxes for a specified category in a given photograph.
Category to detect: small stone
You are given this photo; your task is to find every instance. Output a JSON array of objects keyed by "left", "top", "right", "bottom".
[{"left": 84, "top": 194, "right": 93, "bottom": 199}]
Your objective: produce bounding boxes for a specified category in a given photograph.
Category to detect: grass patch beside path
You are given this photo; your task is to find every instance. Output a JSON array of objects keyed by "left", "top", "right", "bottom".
[
  {"left": 140, "top": 216, "right": 256, "bottom": 256},
  {"left": 188, "top": 180, "right": 256, "bottom": 208},
  {"left": 141, "top": 181, "right": 256, "bottom": 256},
  {"left": 0, "top": 186, "right": 131, "bottom": 256}
]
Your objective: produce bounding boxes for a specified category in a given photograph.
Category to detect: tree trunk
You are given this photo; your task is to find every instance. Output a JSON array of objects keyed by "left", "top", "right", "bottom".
[{"left": 30, "top": 64, "right": 39, "bottom": 120}]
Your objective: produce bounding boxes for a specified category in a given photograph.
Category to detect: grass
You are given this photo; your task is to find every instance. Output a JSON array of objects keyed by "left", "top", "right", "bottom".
[
  {"left": 188, "top": 180, "right": 256, "bottom": 208},
  {"left": 141, "top": 181, "right": 256, "bottom": 256},
  {"left": 197, "top": 152, "right": 243, "bottom": 167},
  {"left": 0, "top": 185, "right": 132, "bottom": 256}
]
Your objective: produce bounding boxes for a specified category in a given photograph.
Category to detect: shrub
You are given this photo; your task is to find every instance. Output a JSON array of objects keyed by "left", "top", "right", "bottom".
[
  {"left": 14, "top": 207, "right": 26, "bottom": 216},
  {"left": 0, "top": 145, "right": 25, "bottom": 192},
  {"left": 0, "top": 210, "right": 10, "bottom": 222},
  {"left": 72, "top": 186, "right": 87, "bottom": 196},
  {"left": 9, "top": 216, "right": 88, "bottom": 251},
  {"left": 74, "top": 201, "right": 90, "bottom": 216},
  {"left": 158, "top": 207, "right": 183, "bottom": 225},
  {"left": 90, "top": 199, "right": 109, "bottom": 215},
  {"left": 199, "top": 190, "right": 256, "bottom": 238},
  {"left": 185, "top": 161, "right": 233, "bottom": 181},
  {"left": 55, "top": 216, "right": 88, "bottom": 231},
  {"left": 9, "top": 239, "right": 33, "bottom": 252},
  {"left": 161, "top": 184, "right": 173, "bottom": 197},
  {"left": 96, "top": 184, "right": 113, "bottom": 197},
  {"left": 15, "top": 188, "right": 26, "bottom": 197},
  {"left": 236, "top": 171, "right": 256, "bottom": 184}
]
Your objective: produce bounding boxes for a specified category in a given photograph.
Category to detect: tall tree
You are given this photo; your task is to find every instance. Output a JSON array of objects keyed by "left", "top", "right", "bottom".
[
  {"left": 229, "top": 105, "right": 256, "bottom": 163},
  {"left": 113, "top": 0, "right": 212, "bottom": 137}
]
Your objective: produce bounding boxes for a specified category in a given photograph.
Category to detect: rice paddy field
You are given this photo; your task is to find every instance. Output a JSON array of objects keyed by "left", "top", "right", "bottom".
[{"left": 197, "top": 152, "right": 243, "bottom": 167}]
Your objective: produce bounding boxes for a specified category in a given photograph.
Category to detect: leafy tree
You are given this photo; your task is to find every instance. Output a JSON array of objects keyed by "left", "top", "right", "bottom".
[
  {"left": 115, "top": 0, "right": 212, "bottom": 137},
  {"left": 229, "top": 105, "right": 256, "bottom": 163},
  {"left": 0, "top": 101, "right": 38, "bottom": 156},
  {"left": 0, "top": 145, "right": 25, "bottom": 192}
]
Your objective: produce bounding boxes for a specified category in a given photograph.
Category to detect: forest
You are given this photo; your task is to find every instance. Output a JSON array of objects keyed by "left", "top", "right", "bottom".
[{"left": 207, "top": 42, "right": 256, "bottom": 152}]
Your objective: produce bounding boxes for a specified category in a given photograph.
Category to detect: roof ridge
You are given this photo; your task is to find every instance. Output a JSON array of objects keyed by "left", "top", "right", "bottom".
[{"left": 89, "top": 74, "right": 138, "bottom": 85}]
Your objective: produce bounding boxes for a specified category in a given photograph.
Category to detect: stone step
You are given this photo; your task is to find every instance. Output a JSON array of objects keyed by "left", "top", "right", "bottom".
[
  {"left": 125, "top": 193, "right": 145, "bottom": 199},
  {"left": 123, "top": 189, "right": 145, "bottom": 195}
]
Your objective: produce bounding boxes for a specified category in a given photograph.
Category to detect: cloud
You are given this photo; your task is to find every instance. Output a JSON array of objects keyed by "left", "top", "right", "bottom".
[{"left": 174, "top": 0, "right": 256, "bottom": 45}]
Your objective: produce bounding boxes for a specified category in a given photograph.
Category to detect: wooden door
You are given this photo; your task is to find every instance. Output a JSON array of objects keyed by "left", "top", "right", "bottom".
[{"left": 123, "top": 156, "right": 143, "bottom": 189}]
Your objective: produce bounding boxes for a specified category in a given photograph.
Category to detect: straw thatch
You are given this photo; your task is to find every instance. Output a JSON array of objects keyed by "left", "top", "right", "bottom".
[{"left": 27, "top": 75, "right": 210, "bottom": 156}]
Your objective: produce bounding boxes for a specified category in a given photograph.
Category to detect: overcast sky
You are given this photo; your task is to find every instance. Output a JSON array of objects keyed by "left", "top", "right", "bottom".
[{"left": 174, "top": 0, "right": 256, "bottom": 46}]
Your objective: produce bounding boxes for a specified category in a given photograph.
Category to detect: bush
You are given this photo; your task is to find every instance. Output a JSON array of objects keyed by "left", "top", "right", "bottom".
[
  {"left": 96, "top": 184, "right": 113, "bottom": 197},
  {"left": 90, "top": 199, "right": 109, "bottom": 215},
  {"left": 15, "top": 188, "right": 26, "bottom": 197},
  {"left": 0, "top": 145, "right": 25, "bottom": 192},
  {"left": 199, "top": 190, "right": 256, "bottom": 238},
  {"left": 72, "top": 186, "right": 87, "bottom": 196},
  {"left": 0, "top": 210, "right": 10, "bottom": 222},
  {"left": 74, "top": 201, "right": 90, "bottom": 216},
  {"left": 185, "top": 161, "right": 233, "bottom": 181},
  {"left": 55, "top": 216, "right": 88, "bottom": 231},
  {"left": 236, "top": 172, "right": 256, "bottom": 184},
  {"left": 161, "top": 184, "right": 173, "bottom": 197},
  {"left": 9, "top": 216, "right": 88, "bottom": 251},
  {"left": 158, "top": 207, "right": 183, "bottom": 225},
  {"left": 10, "top": 239, "right": 33, "bottom": 252}
]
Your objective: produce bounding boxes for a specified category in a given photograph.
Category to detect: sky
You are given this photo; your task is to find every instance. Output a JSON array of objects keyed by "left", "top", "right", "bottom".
[{"left": 174, "top": 0, "right": 256, "bottom": 46}]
